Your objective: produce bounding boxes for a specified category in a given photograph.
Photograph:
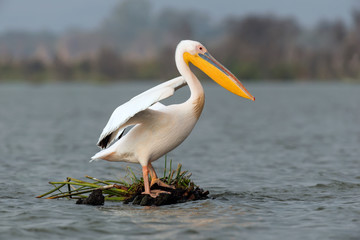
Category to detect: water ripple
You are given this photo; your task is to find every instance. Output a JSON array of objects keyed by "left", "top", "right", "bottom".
[{"left": 1, "top": 83, "right": 360, "bottom": 240}]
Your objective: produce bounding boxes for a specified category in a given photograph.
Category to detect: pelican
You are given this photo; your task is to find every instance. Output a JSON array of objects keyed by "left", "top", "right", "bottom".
[{"left": 91, "top": 40, "right": 255, "bottom": 197}]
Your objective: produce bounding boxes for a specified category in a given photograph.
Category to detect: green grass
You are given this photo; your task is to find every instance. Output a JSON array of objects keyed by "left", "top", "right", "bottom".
[{"left": 37, "top": 157, "right": 193, "bottom": 201}]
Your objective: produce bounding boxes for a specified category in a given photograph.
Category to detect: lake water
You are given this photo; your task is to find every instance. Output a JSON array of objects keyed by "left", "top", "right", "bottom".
[{"left": 0, "top": 82, "right": 359, "bottom": 239}]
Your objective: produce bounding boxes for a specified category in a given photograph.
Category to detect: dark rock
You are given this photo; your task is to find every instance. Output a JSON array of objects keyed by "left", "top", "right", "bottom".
[
  {"left": 132, "top": 195, "right": 143, "bottom": 205},
  {"left": 140, "top": 194, "right": 153, "bottom": 206},
  {"left": 130, "top": 184, "right": 209, "bottom": 206},
  {"left": 76, "top": 189, "right": 104, "bottom": 205},
  {"left": 188, "top": 194, "right": 196, "bottom": 201},
  {"left": 74, "top": 182, "right": 209, "bottom": 207},
  {"left": 123, "top": 195, "right": 135, "bottom": 204},
  {"left": 153, "top": 193, "right": 171, "bottom": 206},
  {"left": 76, "top": 198, "right": 84, "bottom": 204}
]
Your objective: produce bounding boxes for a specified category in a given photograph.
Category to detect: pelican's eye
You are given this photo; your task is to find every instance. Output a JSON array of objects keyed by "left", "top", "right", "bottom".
[{"left": 197, "top": 45, "right": 206, "bottom": 54}]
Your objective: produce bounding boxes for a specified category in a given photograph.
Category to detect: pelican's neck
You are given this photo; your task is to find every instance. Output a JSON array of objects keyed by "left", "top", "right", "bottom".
[
  {"left": 175, "top": 50, "right": 204, "bottom": 101},
  {"left": 175, "top": 47, "right": 205, "bottom": 119}
]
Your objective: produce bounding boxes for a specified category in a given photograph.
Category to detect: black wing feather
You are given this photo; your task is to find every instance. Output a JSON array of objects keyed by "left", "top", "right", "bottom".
[{"left": 97, "top": 129, "right": 126, "bottom": 149}]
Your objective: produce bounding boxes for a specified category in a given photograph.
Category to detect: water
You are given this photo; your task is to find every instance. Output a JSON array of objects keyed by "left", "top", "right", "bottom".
[{"left": 0, "top": 82, "right": 359, "bottom": 239}]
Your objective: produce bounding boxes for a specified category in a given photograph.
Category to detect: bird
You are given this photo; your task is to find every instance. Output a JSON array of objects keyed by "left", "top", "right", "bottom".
[{"left": 91, "top": 40, "right": 255, "bottom": 197}]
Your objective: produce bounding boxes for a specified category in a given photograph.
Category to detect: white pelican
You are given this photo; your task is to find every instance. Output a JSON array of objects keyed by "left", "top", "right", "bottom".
[{"left": 91, "top": 40, "right": 255, "bottom": 197}]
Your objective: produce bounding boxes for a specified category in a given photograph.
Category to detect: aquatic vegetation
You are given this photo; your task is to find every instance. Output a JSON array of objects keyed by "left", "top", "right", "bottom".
[{"left": 37, "top": 158, "right": 208, "bottom": 206}]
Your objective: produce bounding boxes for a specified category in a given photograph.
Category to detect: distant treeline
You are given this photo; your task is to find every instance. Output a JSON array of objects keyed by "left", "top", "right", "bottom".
[{"left": 0, "top": 0, "right": 360, "bottom": 82}]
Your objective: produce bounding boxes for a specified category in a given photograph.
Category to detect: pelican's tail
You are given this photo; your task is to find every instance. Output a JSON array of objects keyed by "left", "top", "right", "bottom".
[
  {"left": 90, "top": 152, "right": 101, "bottom": 162},
  {"left": 90, "top": 148, "right": 115, "bottom": 162}
]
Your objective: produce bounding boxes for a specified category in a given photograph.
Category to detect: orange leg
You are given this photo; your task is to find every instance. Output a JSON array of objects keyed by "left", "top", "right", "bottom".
[
  {"left": 142, "top": 165, "right": 171, "bottom": 198},
  {"left": 142, "top": 165, "right": 151, "bottom": 195},
  {"left": 148, "top": 163, "right": 158, "bottom": 180},
  {"left": 148, "top": 163, "right": 175, "bottom": 189}
]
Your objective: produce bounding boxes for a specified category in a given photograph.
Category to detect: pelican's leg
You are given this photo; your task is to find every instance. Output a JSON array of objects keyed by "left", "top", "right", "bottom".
[
  {"left": 142, "top": 165, "right": 152, "bottom": 195},
  {"left": 142, "top": 165, "right": 170, "bottom": 198},
  {"left": 149, "top": 163, "right": 175, "bottom": 189}
]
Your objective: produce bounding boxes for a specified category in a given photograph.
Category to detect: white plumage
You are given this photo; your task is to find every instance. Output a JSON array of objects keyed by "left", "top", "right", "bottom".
[
  {"left": 91, "top": 76, "right": 193, "bottom": 165},
  {"left": 95, "top": 76, "right": 187, "bottom": 149},
  {"left": 91, "top": 40, "right": 254, "bottom": 197}
]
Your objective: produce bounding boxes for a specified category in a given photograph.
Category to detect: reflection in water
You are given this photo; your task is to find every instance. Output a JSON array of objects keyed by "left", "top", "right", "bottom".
[{"left": 100, "top": 200, "right": 254, "bottom": 237}]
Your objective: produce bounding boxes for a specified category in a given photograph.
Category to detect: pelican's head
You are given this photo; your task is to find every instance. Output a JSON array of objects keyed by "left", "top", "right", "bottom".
[{"left": 177, "top": 40, "right": 255, "bottom": 101}]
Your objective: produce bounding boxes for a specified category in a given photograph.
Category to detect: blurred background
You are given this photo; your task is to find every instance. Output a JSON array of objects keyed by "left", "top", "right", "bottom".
[
  {"left": 0, "top": 0, "right": 359, "bottom": 83},
  {"left": 1, "top": 2, "right": 360, "bottom": 238}
]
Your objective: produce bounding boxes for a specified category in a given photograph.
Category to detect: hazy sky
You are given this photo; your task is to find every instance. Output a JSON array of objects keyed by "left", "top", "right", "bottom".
[{"left": 0, "top": 0, "right": 358, "bottom": 32}]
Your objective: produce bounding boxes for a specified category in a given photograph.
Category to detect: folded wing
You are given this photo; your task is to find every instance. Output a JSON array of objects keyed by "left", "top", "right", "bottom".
[{"left": 97, "top": 76, "right": 187, "bottom": 149}]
